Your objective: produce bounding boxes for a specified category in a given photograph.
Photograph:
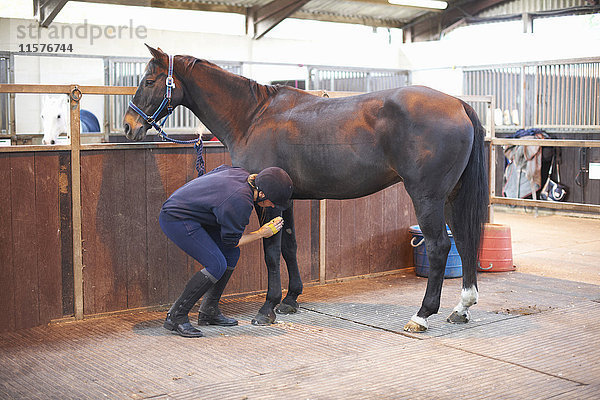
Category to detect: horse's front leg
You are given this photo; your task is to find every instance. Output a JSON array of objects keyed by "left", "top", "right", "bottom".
[
  {"left": 275, "top": 204, "right": 303, "bottom": 315},
  {"left": 251, "top": 205, "right": 283, "bottom": 325}
]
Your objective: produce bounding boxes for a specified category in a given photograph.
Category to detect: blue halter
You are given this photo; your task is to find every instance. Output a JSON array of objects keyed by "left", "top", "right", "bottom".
[{"left": 128, "top": 54, "right": 205, "bottom": 176}]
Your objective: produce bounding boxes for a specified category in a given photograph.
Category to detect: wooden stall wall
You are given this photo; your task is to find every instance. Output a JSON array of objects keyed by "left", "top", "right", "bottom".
[
  {"left": 79, "top": 145, "right": 316, "bottom": 315},
  {"left": 325, "top": 183, "right": 417, "bottom": 279},
  {"left": 1, "top": 144, "right": 416, "bottom": 332},
  {"left": 0, "top": 151, "right": 73, "bottom": 333}
]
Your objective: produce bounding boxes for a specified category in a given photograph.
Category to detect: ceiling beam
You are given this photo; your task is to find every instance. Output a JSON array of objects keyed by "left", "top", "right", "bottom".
[
  {"left": 247, "top": 0, "right": 313, "bottom": 40},
  {"left": 75, "top": 0, "right": 246, "bottom": 14},
  {"left": 402, "top": 0, "right": 511, "bottom": 41},
  {"left": 291, "top": 10, "right": 405, "bottom": 28},
  {"left": 34, "top": 0, "right": 70, "bottom": 27}
]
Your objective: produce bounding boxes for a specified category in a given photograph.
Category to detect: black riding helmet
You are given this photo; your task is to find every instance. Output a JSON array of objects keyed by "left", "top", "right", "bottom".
[{"left": 255, "top": 167, "right": 293, "bottom": 209}]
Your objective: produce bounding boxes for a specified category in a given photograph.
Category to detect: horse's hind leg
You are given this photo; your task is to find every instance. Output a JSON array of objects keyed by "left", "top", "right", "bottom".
[
  {"left": 403, "top": 197, "right": 451, "bottom": 333},
  {"left": 446, "top": 204, "right": 478, "bottom": 324},
  {"left": 252, "top": 205, "right": 283, "bottom": 325},
  {"left": 275, "top": 204, "right": 303, "bottom": 315}
]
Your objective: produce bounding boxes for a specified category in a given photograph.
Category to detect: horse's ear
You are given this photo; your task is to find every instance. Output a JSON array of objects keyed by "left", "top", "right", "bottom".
[{"left": 145, "top": 43, "right": 167, "bottom": 66}]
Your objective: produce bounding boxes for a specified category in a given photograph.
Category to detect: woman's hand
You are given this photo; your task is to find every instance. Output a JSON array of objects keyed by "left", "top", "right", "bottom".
[
  {"left": 237, "top": 217, "right": 284, "bottom": 247},
  {"left": 260, "top": 216, "right": 284, "bottom": 238}
]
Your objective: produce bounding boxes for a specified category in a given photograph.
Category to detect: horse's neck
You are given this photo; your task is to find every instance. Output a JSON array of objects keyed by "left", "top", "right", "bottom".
[{"left": 180, "top": 59, "right": 269, "bottom": 146}]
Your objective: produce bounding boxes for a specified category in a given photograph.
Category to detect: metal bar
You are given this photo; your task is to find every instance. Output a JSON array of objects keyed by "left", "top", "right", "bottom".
[
  {"left": 520, "top": 66, "right": 526, "bottom": 128},
  {"left": 531, "top": 124, "right": 600, "bottom": 130},
  {"left": 551, "top": 64, "right": 557, "bottom": 125},
  {"left": 69, "top": 85, "right": 84, "bottom": 320},
  {"left": 457, "top": 95, "right": 495, "bottom": 103},
  {"left": 488, "top": 95, "right": 496, "bottom": 223},
  {"left": 492, "top": 196, "right": 600, "bottom": 213},
  {"left": 538, "top": 65, "right": 544, "bottom": 126},
  {"left": 590, "top": 64, "right": 600, "bottom": 125},
  {"left": 579, "top": 64, "right": 585, "bottom": 125},
  {"left": 492, "top": 138, "right": 600, "bottom": 147},
  {"left": 461, "top": 57, "right": 600, "bottom": 71},
  {"left": 559, "top": 64, "right": 565, "bottom": 125},
  {"left": 567, "top": 64, "right": 573, "bottom": 126}
]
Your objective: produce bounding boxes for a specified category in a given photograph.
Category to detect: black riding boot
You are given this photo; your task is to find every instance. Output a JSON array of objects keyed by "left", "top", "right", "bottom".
[
  {"left": 198, "top": 267, "right": 238, "bottom": 326},
  {"left": 164, "top": 270, "right": 215, "bottom": 338}
]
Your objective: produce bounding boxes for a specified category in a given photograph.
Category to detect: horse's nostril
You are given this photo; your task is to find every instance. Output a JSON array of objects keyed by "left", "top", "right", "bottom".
[
  {"left": 51, "top": 140, "right": 55, "bottom": 145},
  {"left": 124, "top": 123, "right": 131, "bottom": 136}
]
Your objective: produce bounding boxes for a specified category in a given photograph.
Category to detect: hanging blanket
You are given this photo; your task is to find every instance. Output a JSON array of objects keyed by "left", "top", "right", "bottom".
[{"left": 502, "top": 130, "right": 548, "bottom": 199}]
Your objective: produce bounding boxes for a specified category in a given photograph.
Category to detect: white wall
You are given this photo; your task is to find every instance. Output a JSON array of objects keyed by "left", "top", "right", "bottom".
[{"left": 404, "top": 16, "right": 600, "bottom": 92}]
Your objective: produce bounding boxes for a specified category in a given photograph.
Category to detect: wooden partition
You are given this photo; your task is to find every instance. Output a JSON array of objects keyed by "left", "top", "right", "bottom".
[
  {"left": 78, "top": 144, "right": 318, "bottom": 315},
  {"left": 0, "top": 151, "right": 73, "bottom": 332},
  {"left": 325, "top": 185, "right": 417, "bottom": 280},
  {"left": 0, "top": 143, "right": 416, "bottom": 332}
]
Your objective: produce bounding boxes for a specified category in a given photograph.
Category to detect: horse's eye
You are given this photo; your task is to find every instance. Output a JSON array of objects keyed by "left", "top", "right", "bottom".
[
  {"left": 146, "top": 79, "right": 155, "bottom": 85},
  {"left": 57, "top": 115, "right": 61, "bottom": 119}
]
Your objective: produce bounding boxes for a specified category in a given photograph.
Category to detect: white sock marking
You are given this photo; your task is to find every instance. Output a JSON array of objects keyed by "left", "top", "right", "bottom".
[
  {"left": 453, "top": 286, "right": 478, "bottom": 314},
  {"left": 410, "top": 314, "right": 429, "bottom": 329}
]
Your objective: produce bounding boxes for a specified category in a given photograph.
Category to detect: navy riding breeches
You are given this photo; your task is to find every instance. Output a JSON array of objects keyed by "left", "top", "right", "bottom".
[{"left": 159, "top": 210, "right": 241, "bottom": 281}]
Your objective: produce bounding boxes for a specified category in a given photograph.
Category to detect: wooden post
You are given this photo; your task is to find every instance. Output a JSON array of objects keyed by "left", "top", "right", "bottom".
[
  {"left": 69, "top": 85, "right": 84, "bottom": 320},
  {"left": 319, "top": 199, "right": 326, "bottom": 284}
]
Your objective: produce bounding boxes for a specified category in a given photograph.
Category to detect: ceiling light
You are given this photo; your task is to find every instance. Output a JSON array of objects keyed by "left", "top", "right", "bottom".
[{"left": 388, "top": 0, "right": 448, "bottom": 10}]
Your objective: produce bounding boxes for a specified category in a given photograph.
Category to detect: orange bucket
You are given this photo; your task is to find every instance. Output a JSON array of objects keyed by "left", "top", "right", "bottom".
[{"left": 478, "top": 223, "right": 515, "bottom": 272}]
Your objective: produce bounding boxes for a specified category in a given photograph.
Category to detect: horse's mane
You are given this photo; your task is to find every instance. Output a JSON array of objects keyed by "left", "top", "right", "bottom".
[{"left": 178, "top": 55, "right": 281, "bottom": 101}]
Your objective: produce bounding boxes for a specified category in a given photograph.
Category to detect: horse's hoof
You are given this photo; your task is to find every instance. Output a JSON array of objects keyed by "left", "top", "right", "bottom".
[
  {"left": 251, "top": 311, "right": 276, "bottom": 326},
  {"left": 447, "top": 310, "right": 470, "bottom": 324},
  {"left": 275, "top": 301, "right": 298, "bottom": 315},
  {"left": 403, "top": 320, "right": 427, "bottom": 333}
]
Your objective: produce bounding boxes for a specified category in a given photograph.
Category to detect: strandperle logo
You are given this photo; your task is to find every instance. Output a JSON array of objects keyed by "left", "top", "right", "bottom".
[{"left": 16, "top": 19, "right": 147, "bottom": 45}]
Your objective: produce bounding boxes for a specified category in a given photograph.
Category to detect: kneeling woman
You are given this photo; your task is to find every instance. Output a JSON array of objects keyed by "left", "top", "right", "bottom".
[{"left": 159, "top": 165, "right": 293, "bottom": 338}]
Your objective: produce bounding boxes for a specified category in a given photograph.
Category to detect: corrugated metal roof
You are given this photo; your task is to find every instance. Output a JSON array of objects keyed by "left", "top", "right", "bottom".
[
  {"left": 294, "top": 0, "right": 436, "bottom": 25},
  {"left": 478, "top": 0, "right": 593, "bottom": 18},
  {"left": 77, "top": 0, "right": 458, "bottom": 28},
  {"left": 73, "top": 0, "right": 600, "bottom": 38}
]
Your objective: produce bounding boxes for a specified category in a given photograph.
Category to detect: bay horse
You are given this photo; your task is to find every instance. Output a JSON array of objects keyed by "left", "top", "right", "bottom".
[{"left": 123, "top": 46, "right": 488, "bottom": 332}]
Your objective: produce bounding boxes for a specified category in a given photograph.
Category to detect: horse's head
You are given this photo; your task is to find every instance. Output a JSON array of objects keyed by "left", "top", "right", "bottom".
[
  {"left": 123, "top": 45, "right": 186, "bottom": 141},
  {"left": 41, "top": 95, "right": 69, "bottom": 145}
]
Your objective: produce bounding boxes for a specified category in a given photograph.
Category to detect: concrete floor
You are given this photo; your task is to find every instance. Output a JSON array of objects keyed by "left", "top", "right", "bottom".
[
  {"left": 0, "top": 207, "right": 599, "bottom": 399},
  {"left": 494, "top": 207, "right": 600, "bottom": 285}
]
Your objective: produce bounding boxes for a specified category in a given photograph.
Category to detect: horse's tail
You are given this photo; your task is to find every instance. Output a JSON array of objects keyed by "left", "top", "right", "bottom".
[{"left": 451, "top": 101, "right": 489, "bottom": 288}]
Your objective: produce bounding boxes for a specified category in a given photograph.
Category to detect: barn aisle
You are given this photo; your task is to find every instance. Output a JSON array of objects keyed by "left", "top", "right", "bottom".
[{"left": 1, "top": 269, "right": 598, "bottom": 399}]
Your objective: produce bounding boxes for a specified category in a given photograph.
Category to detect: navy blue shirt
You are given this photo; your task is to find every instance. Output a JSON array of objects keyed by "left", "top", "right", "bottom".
[{"left": 161, "top": 165, "right": 254, "bottom": 247}]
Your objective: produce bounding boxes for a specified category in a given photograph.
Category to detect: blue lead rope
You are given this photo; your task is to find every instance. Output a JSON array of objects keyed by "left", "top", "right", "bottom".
[
  {"left": 128, "top": 53, "right": 205, "bottom": 177},
  {"left": 194, "top": 139, "right": 205, "bottom": 177}
]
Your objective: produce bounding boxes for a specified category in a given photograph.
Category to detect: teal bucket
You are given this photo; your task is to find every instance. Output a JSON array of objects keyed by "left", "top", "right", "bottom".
[{"left": 409, "top": 225, "right": 462, "bottom": 278}]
